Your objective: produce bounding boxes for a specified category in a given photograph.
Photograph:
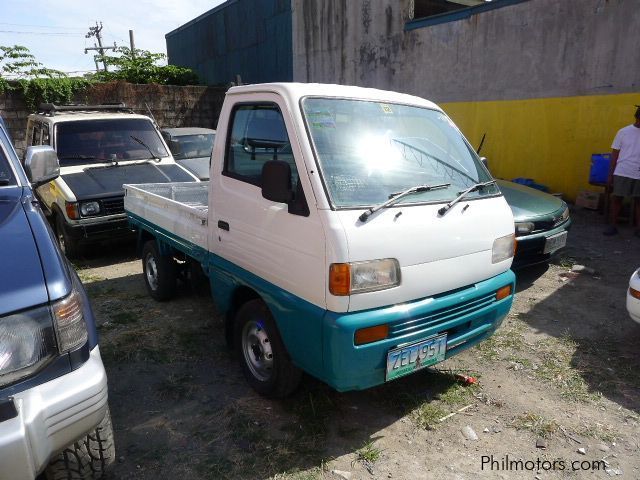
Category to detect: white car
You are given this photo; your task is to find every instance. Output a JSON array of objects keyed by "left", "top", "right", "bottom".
[{"left": 627, "top": 269, "right": 640, "bottom": 323}]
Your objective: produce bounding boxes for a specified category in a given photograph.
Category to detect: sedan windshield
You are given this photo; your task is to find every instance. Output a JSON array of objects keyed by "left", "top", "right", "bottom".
[
  {"left": 302, "top": 98, "right": 497, "bottom": 208},
  {"left": 55, "top": 118, "right": 169, "bottom": 166}
]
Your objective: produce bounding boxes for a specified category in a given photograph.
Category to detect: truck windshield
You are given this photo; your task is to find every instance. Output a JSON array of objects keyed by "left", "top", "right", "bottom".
[
  {"left": 55, "top": 118, "right": 170, "bottom": 166},
  {"left": 302, "top": 97, "right": 497, "bottom": 208}
]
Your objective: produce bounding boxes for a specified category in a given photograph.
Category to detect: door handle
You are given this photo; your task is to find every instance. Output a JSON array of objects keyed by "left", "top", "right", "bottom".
[{"left": 218, "top": 220, "right": 230, "bottom": 231}]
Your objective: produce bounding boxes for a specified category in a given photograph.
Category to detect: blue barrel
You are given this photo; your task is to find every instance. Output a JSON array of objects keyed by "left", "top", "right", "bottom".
[{"left": 590, "top": 153, "right": 611, "bottom": 184}]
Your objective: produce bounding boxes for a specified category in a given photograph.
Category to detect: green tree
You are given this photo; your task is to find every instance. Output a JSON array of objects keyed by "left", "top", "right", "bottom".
[
  {"left": 94, "top": 47, "right": 199, "bottom": 85},
  {"left": 0, "top": 45, "right": 90, "bottom": 110}
]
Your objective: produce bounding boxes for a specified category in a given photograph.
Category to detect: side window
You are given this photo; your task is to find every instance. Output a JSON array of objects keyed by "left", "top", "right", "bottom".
[
  {"left": 31, "top": 122, "right": 42, "bottom": 146},
  {"left": 42, "top": 123, "right": 50, "bottom": 145},
  {"left": 224, "top": 103, "right": 298, "bottom": 187}
]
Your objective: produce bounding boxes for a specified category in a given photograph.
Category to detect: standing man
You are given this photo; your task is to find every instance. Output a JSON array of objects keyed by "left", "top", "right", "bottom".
[{"left": 604, "top": 105, "right": 640, "bottom": 235}]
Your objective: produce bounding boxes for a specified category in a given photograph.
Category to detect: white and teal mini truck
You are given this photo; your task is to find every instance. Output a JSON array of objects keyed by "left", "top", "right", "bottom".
[{"left": 124, "top": 83, "right": 516, "bottom": 397}]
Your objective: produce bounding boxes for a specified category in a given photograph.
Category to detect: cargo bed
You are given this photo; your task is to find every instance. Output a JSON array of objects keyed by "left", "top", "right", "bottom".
[{"left": 124, "top": 182, "right": 209, "bottom": 250}]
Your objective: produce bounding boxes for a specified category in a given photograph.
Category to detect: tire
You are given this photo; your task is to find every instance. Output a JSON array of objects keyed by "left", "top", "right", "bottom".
[
  {"left": 45, "top": 407, "right": 115, "bottom": 480},
  {"left": 235, "top": 299, "right": 302, "bottom": 398},
  {"left": 141, "top": 240, "right": 177, "bottom": 301},
  {"left": 55, "top": 214, "right": 83, "bottom": 260}
]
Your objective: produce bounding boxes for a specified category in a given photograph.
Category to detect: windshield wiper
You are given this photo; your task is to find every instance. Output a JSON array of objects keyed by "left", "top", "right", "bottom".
[
  {"left": 131, "top": 135, "right": 161, "bottom": 163},
  {"left": 437, "top": 180, "right": 497, "bottom": 216},
  {"left": 359, "top": 183, "right": 451, "bottom": 223}
]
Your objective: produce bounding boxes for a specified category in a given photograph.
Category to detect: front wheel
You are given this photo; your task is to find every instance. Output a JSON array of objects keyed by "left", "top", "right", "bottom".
[
  {"left": 235, "top": 299, "right": 302, "bottom": 398},
  {"left": 141, "top": 240, "right": 176, "bottom": 301},
  {"left": 45, "top": 407, "right": 115, "bottom": 480},
  {"left": 55, "top": 214, "right": 83, "bottom": 260}
]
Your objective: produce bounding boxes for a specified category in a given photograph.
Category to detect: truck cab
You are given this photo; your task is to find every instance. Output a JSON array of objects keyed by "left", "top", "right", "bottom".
[
  {"left": 0, "top": 118, "right": 114, "bottom": 479},
  {"left": 126, "top": 83, "right": 516, "bottom": 396},
  {"left": 26, "top": 103, "right": 199, "bottom": 258}
]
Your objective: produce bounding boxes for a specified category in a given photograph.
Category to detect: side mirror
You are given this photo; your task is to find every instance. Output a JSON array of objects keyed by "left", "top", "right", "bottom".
[
  {"left": 24, "top": 146, "right": 60, "bottom": 187},
  {"left": 480, "top": 157, "right": 489, "bottom": 169},
  {"left": 261, "top": 160, "right": 292, "bottom": 203}
]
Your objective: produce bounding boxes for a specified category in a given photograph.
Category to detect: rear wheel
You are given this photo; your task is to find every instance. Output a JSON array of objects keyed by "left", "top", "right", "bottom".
[
  {"left": 141, "top": 240, "right": 176, "bottom": 301},
  {"left": 45, "top": 407, "right": 115, "bottom": 480},
  {"left": 235, "top": 299, "right": 302, "bottom": 398},
  {"left": 55, "top": 214, "right": 83, "bottom": 260}
]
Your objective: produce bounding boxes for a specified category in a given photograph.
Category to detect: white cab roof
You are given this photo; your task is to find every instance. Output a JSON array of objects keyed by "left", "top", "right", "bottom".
[
  {"left": 227, "top": 83, "right": 442, "bottom": 111},
  {"left": 28, "top": 112, "right": 153, "bottom": 125}
]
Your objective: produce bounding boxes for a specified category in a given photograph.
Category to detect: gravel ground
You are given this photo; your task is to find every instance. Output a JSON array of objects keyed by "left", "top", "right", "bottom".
[{"left": 74, "top": 207, "right": 640, "bottom": 480}]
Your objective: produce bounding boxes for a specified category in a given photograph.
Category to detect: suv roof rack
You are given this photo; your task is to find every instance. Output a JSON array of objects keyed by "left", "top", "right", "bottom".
[{"left": 38, "top": 103, "right": 133, "bottom": 115}]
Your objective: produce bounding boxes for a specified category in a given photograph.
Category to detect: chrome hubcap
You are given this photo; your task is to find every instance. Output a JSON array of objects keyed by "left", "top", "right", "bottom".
[
  {"left": 242, "top": 320, "right": 273, "bottom": 381},
  {"left": 145, "top": 254, "right": 159, "bottom": 290}
]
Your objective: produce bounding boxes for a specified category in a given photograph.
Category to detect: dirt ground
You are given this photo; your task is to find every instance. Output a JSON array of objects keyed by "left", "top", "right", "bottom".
[{"left": 74, "top": 207, "right": 640, "bottom": 480}]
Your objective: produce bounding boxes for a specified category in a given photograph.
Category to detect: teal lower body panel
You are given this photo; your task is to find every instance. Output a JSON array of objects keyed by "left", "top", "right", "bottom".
[
  {"left": 126, "top": 212, "right": 515, "bottom": 392},
  {"left": 321, "top": 270, "right": 515, "bottom": 392}
]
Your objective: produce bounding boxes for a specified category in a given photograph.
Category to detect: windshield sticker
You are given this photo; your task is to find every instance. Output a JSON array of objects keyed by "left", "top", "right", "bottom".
[
  {"left": 380, "top": 104, "right": 393, "bottom": 114},
  {"left": 307, "top": 111, "right": 336, "bottom": 129}
]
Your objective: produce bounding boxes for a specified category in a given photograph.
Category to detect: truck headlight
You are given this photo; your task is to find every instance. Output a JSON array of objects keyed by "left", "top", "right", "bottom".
[
  {"left": 80, "top": 201, "right": 101, "bottom": 217},
  {"left": 515, "top": 222, "right": 534, "bottom": 235},
  {"left": 492, "top": 233, "right": 515, "bottom": 264},
  {"left": 0, "top": 307, "right": 57, "bottom": 387},
  {"left": 329, "top": 259, "right": 401, "bottom": 296}
]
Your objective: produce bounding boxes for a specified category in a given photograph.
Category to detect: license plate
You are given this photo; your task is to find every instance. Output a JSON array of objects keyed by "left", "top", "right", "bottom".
[
  {"left": 543, "top": 231, "right": 568, "bottom": 254},
  {"left": 385, "top": 334, "right": 447, "bottom": 382}
]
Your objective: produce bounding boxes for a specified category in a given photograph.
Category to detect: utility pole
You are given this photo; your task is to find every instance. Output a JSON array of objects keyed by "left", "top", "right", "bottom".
[
  {"left": 85, "top": 22, "right": 117, "bottom": 72},
  {"left": 129, "top": 30, "right": 136, "bottom": 58}
]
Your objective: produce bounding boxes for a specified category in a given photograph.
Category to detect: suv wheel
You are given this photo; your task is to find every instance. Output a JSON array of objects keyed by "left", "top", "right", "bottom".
[
  {"left": 55, "top": 214, "right": 83, "bottom": 260},
  {"left": 45, "top": 407, "right": 115, "bottom": 480},
  {"left": 142, "top": 240, "right": 177, "bottom": 301}
]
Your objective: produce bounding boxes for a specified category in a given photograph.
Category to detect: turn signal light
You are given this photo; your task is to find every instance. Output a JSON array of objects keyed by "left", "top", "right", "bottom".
[
  {"left": 496, "top": 285, "right": 512, "bottom": 301},
  {"left": 629, "top": 287, "right": 640, "bottom": 300},
  {"left": 329, "top": 263, "right": 351, "bottom": 296},
  {"left": 65, "top": 201, "right": 79, "bottom": 220},
  {"left": 354, "top": 324, "right": 389, "bottom": 345}
]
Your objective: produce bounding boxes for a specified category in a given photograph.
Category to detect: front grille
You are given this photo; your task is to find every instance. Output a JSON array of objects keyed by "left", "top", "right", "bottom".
[
  {"left": 101, "top": 197, "right": 125, "bottom": 215},
  {"left": 389, "top": 291, "right": 497, "bottom": 338}
]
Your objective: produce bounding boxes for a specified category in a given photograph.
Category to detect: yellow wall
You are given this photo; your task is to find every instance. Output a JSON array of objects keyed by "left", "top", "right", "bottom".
[{"left": 441, "top": 93, "right": 639, "bottom": 201}]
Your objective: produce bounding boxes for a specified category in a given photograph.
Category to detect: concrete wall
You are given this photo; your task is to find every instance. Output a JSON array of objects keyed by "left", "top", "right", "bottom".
[
  {"left": 292, "top": 0, "right": 640, "bottom": 200},
  {"left": 166, "top": 0, "right": 293, "bottom": 85},
  {"left": 0, "top": 82, "right": 227, "bottom": 156}
]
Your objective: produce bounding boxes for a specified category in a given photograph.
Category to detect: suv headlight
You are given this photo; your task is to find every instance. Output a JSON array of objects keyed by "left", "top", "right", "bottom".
[
  {"left": 492, "top": 233, "right": 515, "bottom": 264},
  {"left": 0, "top": 284, "right": 88, "bottom": 388},
  {"left": 80, "top": 201, "right": 101, "bottom": 217},
  {"left": 329, "top": 259, "right": 401, "bottom": 296},
  {"left": 0, "top": 307, "right": 57, "bottom": 387}
]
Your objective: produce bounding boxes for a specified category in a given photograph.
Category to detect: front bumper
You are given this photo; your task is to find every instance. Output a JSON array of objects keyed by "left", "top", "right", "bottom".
[
  {"left": 62, "top": 217, "right": 135, "bottom": 245},
  {"left": 321, "top": 270, "right": 516, "bottom": 391},
  {"left": 0, "top": 347, "right": 108, "bottom": 480},
  {"left": 513, "top": 220, "right": 571, "bottom": 268}
]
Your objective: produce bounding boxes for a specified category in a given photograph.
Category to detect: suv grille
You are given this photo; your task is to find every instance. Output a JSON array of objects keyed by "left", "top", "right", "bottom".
[{"left": 101, "top": 197, "right": 125, "bottom": 215}]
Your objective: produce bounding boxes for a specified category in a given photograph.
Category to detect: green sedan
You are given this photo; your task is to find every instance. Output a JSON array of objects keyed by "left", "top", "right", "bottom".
[{"left": 497, "top": 180, "right": 571, "bottom": 268}]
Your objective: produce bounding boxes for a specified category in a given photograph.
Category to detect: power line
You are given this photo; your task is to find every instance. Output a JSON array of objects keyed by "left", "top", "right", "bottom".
[
  {"left": 0, "top": 22, "right": 85, "bottom": 30},
  {"left": 0, "top": 30, "right": 84, "bottom": 36}
]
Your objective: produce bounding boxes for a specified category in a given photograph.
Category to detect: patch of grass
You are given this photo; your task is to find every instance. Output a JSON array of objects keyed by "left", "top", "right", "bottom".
[
  {"left": 438, "top": 381, "right": 480, "bottom": 406},
  {"left": 270, "top": 466, "right": 325, "bottom": 480},
  {"left": 414, "top": 403, "right": 447, "bottom": 430},
  {"left": 512, "top": 412, "right": 559, "bottom": 438},
  {"left": 110, "top": 311, "right": 138, "bottom": 325},
  {"left": 576, "top": 424, "right": 617, "bottom": 443},
  {"left": 157, "top": 373, "right": 196, "bottom": 400},
  {"left": 476, "top": 320, "right": 528, "bottom": 360},
  {"left": 195, "top": 454, "right": 235, "bottom": 480},
  {"left": 76, "top": 271, "right": 104, "bottom": 283},
  {"left": 356, "top": 441, "right": 382, "bottom": 465}
]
